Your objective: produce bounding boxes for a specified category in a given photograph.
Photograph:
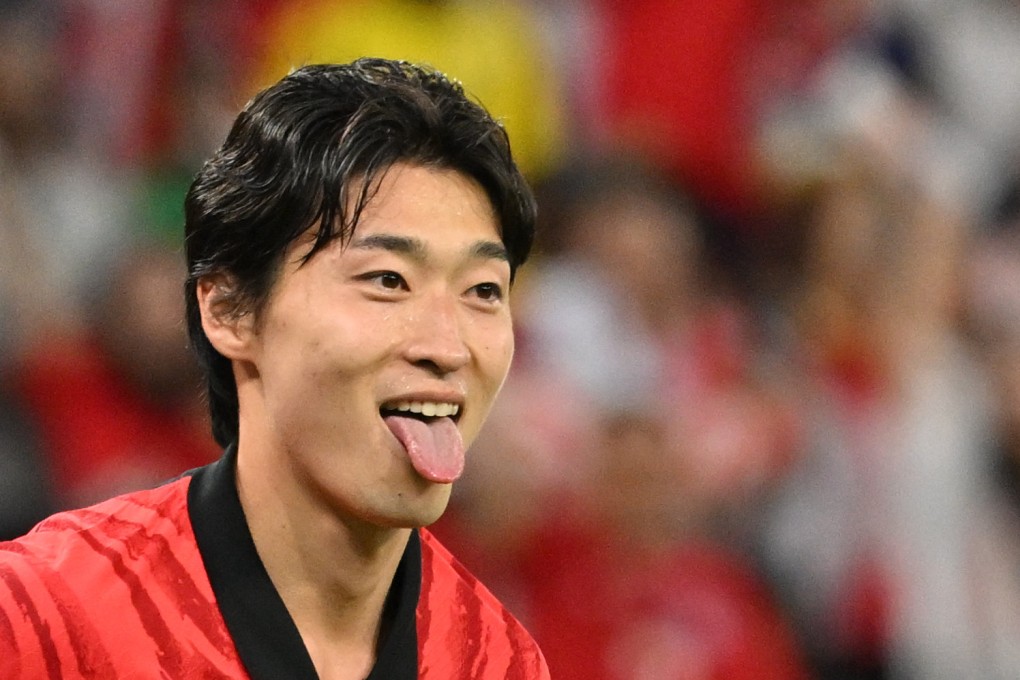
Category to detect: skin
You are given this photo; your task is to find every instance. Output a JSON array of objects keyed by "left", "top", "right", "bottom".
[{"left": 197, "top": 163, "right": 515, "bottom": 679}]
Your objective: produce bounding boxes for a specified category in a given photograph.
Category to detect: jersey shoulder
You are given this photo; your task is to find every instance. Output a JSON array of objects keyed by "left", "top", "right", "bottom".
[
  {"left": 0, "top": 477, "right": 242, "bottom": 678},
  {"left": 417, "top": 528, "right": 550, "bottom": 679}
]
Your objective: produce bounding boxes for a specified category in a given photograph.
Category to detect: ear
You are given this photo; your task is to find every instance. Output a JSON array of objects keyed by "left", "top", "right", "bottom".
[{"left": 195, "top": 276, "right": 257, "bottom": 361}]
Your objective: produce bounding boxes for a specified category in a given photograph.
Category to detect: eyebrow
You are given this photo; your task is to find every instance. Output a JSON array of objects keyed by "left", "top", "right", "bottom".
[{"left": 350, "top": 234, "right": 508, "bottom": 263}]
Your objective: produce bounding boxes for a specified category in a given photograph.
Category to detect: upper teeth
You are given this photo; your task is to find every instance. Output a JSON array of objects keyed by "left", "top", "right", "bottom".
[{"left": 391, "top": 401, "right": 459, "bottom": 418}]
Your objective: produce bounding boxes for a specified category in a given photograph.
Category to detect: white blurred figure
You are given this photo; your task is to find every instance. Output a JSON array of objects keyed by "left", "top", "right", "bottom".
[
  {"left": 0, "top": 0, "right": 132, "bottom": 358},
  {"left": 756, "top": 41, "right": 997, "bottom": 678}
]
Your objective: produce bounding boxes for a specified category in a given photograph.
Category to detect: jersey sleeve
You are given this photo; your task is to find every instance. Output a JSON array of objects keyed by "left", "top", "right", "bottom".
[
  {"left": 0, "top": 480, "right": 248, "bottom": 679},
  {"left": 0, "top": 541, "right": 86, "bottom": 678}
]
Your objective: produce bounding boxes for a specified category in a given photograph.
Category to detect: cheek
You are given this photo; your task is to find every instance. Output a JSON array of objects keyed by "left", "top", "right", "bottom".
[
  {"left": 259, "top": 306, "right": 389, "bottom": 407},
  {"left": 498, "top": 335, "right": 515, "bottom": 384},
  {"left": 481, "top": 318, "right": 515, "bottom": 387},
  {"left": 459, "top": 319, "right": 514, "bottom": 440}
]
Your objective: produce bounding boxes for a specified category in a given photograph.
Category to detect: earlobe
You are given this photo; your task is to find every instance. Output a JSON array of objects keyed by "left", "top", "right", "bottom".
[{"left": 196, "top": 276, "right": 256, "bottom": 360}]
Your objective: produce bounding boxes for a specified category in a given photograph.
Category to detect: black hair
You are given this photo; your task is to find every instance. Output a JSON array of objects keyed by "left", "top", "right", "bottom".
[{"left": 184, "top": 58, "right": 536, "bottom": 448}]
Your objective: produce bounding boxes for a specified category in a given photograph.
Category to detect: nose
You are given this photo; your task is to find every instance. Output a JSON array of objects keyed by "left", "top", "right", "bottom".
[{"left": 403, "top": 294, "right": 471, "bottom": 376}]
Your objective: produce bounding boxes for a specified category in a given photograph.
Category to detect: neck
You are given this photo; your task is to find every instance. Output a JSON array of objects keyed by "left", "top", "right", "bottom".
[{"left": 234, "top": 434, "right": 410, "bottom": 676}]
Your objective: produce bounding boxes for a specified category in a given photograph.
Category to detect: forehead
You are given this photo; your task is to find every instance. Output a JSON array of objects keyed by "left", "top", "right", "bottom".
[
  {"left": 291, "top": 163, "right": 503, "bottom": 265},
  {"left": 354, "top": 163, "right": 498, "bottom": 234}
]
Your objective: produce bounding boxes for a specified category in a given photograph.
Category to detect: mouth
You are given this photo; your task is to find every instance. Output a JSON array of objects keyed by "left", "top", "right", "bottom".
[
  {"left": 380, "top": 400, "right": 461, "bottom": 421},
  {"left": 380, "top": 399, "right": 466, "bottom": 484}
]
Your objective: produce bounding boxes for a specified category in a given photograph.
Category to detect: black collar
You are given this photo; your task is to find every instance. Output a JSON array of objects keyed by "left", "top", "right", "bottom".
[{"left": 186, "top": 446, "right": 420, "bottom": 679}]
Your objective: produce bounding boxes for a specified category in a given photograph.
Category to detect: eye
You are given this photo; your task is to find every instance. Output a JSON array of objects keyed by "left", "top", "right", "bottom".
[
  {"left": 376, "top": 272, "right": 406, "bottom": 290},
  {"left": 470, "top": 282, "right": 504, "bottom": 303},
  {"left": 358, "top": 271, "right": 409, "bottom": 292}
]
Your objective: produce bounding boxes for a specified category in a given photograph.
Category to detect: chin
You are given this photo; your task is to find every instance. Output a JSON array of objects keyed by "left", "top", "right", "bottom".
[{"left": 374, "top": 483, "right": 453, "bottom": 529}]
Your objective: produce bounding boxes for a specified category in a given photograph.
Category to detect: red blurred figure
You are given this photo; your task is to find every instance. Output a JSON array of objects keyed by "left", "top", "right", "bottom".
[
  {"left": 519, "top": 414, "right": 810, "bottom": 680},
  {"left": 12, "top": 241, "right": 218, "bottom": 508}
]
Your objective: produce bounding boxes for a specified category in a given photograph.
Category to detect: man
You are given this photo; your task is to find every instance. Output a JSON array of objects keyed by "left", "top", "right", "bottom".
[{"left": 0, "top": 58, "right": 550, "bottom": 679}]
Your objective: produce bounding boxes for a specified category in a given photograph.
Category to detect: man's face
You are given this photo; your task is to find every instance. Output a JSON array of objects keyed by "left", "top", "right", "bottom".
[{"left": 238, "top": 163, "right": 514, "bottom": 528}]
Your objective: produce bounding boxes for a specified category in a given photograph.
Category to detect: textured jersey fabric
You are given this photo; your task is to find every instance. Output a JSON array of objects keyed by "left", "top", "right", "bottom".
[{"left": 0, "top": 448, "right": 549, "bottom": 678}]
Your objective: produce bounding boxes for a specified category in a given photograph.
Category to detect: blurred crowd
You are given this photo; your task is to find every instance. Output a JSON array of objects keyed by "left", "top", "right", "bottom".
[{"left": 3, "top": 0, "right": 1020, "bottom": 678}]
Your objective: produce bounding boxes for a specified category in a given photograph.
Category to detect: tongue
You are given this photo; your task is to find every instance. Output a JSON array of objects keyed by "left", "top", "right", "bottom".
[{"left": 384, "top": 415, "right": 465, "bottom": 483}]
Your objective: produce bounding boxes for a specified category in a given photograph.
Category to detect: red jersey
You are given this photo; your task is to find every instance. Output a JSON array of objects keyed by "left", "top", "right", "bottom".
[{"left": 0, "top": 448, "right": 549, "bottom": 678}]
